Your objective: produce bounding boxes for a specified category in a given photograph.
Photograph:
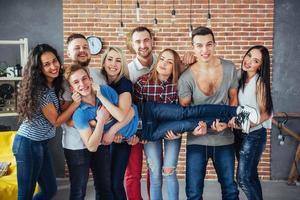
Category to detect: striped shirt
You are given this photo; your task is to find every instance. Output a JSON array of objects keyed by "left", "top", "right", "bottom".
[
  {"left": 17, "top": 87, "right": 60, "bottom": 141},
  {"left": 134, "top": 73, "right": 178, "bottom": 104}
]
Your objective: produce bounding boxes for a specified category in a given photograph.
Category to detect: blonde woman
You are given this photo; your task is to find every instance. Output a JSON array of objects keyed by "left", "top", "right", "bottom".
[{"left": 99, "top": 47, "right": 137, "bottom": 200}]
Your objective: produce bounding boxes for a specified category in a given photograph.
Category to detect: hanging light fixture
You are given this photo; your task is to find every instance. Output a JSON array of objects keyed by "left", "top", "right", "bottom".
[
  {"left": 153, "top": 0, "right": 159, "bottom": 32},
  {"left": 136, "top": 1, "right": 140, "bottom": 22},
  {"left": 118, "top": 0, "right": 124, "bottom": 37},
  {"left": 207, "top": 0, "right": 211, "bottom": 28},
  {"left": 188, "top": 0, "right": 193, "bottom": 37},
  {"left": 171, "top": 0, "right": 176, "bottom": 24}
]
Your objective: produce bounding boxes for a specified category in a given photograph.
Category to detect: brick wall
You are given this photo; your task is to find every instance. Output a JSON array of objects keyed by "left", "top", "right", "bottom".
[{"left": 63, "top": 0, "right": 274, "bottom": 180}]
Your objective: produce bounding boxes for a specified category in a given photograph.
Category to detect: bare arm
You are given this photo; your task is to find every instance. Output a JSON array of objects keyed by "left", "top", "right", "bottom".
[
  {"left": 257, "top": 81, "right": 271, "bottom": 123},
  {"left": 228, "top": 88, "right": 238, "bottom": 106},
  {"left": 42, "top": 94, "right": 80, "bottom": 128},
  {"left": 79, "top": 107, "right": 110, "bottom": 152},
  {"left": 60, "top": 100, "right": 76, "bottom": 127},
  {"left": 179, "top": 96, "right": 192, "bottom": 107},
  {"left": 102, "top": 107, "right": 134, "bottom": 145},
  {"left": 95, "top": 85, "right": 131, "bottom": 122},
  {"left": 181, "top": 52, "right": 196, "bottom": 73}
]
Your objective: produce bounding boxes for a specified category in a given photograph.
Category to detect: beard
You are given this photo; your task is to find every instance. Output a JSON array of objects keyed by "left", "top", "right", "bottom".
[
  {"left": 137, "top": 49, "right": 152, "bottom": 59},
  {"left": 75, "top": 58, "right": 91, "bottom": 67}
]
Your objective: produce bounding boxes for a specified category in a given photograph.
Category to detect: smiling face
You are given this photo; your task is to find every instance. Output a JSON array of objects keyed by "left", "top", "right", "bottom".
[
  {"left": 131, "top": 30, "right": 153, "bottom": 59},
  {"left": 156, "top": 50, "right": 174, "bottom": 80},
  {"left": 103, "top": 50, "right": 122, "bottom": 81},
  {"left": 242, "top": 48, "right": 262, "bottom": 76},
  {"left": 193, "top": 34, "right": 215, "bottom": 63},
  {"left": 69, "top": 69, "right": 92, "bottom": 97},
  {"left": 67, "top": 38, "right": 91, "bottom": 67},
  {"left": 40, "top": 51, "right": 61, "bottom": 84}
]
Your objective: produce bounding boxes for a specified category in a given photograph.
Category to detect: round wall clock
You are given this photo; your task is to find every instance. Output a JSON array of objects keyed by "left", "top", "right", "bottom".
[{"left": 87, "top": 36, "right": 102, "bottom": 55}]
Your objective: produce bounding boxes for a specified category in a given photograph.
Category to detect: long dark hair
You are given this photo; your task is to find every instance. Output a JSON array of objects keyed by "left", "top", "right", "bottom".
[
  {"left": 17, "top": 44, "right": 63, "bottom": 120},
  {"left": 239, "top": 45, "right": 273, "bottom": 115}
]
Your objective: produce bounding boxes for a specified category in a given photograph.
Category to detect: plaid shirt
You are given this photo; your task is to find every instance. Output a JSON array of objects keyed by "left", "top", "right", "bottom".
[{"left": 134, "top": 73, "right": 178, "bottom": 104}]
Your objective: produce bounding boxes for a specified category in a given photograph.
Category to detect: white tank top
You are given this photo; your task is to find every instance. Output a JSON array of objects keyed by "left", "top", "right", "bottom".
[{"left": 238, "top": 74, "right": 272, "bottom": 132}]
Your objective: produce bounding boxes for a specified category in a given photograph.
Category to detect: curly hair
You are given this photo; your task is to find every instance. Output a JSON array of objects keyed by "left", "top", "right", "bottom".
[{"left": 17, "top": 44, "right": 63, "bottom": 121}]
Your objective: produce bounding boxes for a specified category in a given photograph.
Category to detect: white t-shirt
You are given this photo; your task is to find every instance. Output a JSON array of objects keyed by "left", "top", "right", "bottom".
[
  {"left": 61, "top": 67, "right": 107, "bottom": 150},
  {"left": 128, "top": 54, "right": 157, "bottom": 83},
  {"left": 238, "top": 74, "right": 272, "bottom": 131}
]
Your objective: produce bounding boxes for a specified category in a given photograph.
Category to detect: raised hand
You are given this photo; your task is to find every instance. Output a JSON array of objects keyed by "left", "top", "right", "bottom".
[
  {"left": 71, "top": 91, "right": 81, "bottom": 104},
  {"left": 96, "top": 106, "right": 111, "bottom": 124}
]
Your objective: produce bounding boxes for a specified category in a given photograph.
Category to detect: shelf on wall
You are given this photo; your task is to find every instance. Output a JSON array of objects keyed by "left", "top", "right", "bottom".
[
  {"left": 0, "top": 112, "right": 18, "bottom": 117},
  {"left": 0, "top": 38, "right": 28, "bottom": 117},
  {"left": 0, "top": 77, "right": 22, "bottom": 81},
  {"left": 0, "top": 38, "right": 28, "bottom": 68}
]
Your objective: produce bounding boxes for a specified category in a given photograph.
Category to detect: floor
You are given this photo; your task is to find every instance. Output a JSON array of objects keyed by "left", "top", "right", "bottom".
[{"left": 54, "top": 178, "right": 300, "bottom": 200}]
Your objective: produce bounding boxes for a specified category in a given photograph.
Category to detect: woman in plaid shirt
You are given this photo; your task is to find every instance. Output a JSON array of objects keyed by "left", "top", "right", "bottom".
[{"left": 134, "top": 48, "right": 182, "bottom": 200}]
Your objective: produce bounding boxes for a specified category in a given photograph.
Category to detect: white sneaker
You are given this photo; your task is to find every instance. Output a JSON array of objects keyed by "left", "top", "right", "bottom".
[{"left": 236, "top": 105, "right": 259, "bottom": 133}]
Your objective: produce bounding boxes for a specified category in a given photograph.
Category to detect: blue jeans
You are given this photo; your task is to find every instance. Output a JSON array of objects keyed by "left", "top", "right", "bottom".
[
  {"left": 236, "top": 128, "right": 266, "bottom": 200},
  {"left": 64, "top": 145, "right": 113, "bottom": 200},
  {"left": 140, "top": 102, "right": 237, "bottom": 141},
  {"left": 144, "top": 138, "right": 182, "bottom": 200},
  {"left": 111, "top": 142, "right": 131, "bottom": 200},
  {"left": 12, "top": 134, "right": 57, "bottom": 200},
  {"left": 186, "top": 144, "right": 239, "bottom": 200}
]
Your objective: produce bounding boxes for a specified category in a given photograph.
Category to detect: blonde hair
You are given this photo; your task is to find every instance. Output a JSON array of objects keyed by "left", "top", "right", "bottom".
[
  {"left": 149, "top": 48, "right": 180, "bottom": 84},
  {"left": 64, "top": 64, "right": 90, "bottom": 81},
  {"left": 100, "top": 47, "right": 129, "bottom": 83}
]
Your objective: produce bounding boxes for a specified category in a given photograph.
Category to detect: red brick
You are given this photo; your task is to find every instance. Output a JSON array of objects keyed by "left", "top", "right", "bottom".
[{"left": 63, "top": 0, "right": 274, "bottom": 180}]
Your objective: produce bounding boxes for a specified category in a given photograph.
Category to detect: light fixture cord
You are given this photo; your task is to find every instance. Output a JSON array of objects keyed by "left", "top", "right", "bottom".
[
  {"left": 155, "top": 0, "right": 157, "bottom": 19},
  {"left": 121, "top": 0, "right": 123, "bottom": 26},
  {"left": 189, "top": 0, "right": 192, "bottom": 26},
  {"left": 208, "top": 0, "right": 211, "bottom": 19}
]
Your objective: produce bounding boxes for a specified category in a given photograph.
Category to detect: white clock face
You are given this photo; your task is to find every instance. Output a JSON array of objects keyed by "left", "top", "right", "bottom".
[{"left": 87, "top": 36, "right": 102, "bottom": 55}]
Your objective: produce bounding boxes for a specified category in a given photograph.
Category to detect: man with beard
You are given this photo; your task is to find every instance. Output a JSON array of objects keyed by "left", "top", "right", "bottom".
[
  {"left": 126, "top": 26, "right": 196, "bottom": 200},
  {"left": 125, "top": 26, "right": 155, "bottom": 200},
  {"left": 61, "top": 33, "right": 113, "bottom": 200}
]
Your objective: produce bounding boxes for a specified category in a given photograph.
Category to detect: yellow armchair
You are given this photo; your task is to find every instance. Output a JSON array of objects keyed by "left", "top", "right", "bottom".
[
  {"left": 0, "top": 131, "right": 18, "bottom": 200},
  {"left": 0, "top": 131, "right": 38, "bottom": 200}
]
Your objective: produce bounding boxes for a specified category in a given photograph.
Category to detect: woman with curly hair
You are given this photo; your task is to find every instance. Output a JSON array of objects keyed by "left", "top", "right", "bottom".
[{"left": 13, "top": 44, "right": 80, "bottom": 200}]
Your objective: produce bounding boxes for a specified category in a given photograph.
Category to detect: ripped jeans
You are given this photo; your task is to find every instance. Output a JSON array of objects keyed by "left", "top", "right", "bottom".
[
  {"left": 236, "top": 128, "right": 266, "bottom": 200},
  {"left": 144, "top": 138, "right": 182, "bottom": 200}
]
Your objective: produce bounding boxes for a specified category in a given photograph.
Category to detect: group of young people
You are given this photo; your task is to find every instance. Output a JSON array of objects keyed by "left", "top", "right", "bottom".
[{"left": 12, "top": 25, "right": 273, "bottom": 200}]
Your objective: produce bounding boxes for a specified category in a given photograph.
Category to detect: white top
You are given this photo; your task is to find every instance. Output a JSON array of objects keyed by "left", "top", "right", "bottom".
[
  {"left": 61, "top": 67, "right": 107, "bottom": 150},
  {"left": 128, "top": 54, "right": 157, "bottom": 83},
  {"left": 238, "top": 74, "right": 272, "bottom": 132}
]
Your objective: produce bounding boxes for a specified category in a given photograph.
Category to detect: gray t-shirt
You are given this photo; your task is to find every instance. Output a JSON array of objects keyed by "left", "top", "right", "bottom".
[
  {"left": 61, "top": 67, "right": 107, "bottom": 150},
  {"left": 178, "top": 58, "right": 238, "bottom": 146}
]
